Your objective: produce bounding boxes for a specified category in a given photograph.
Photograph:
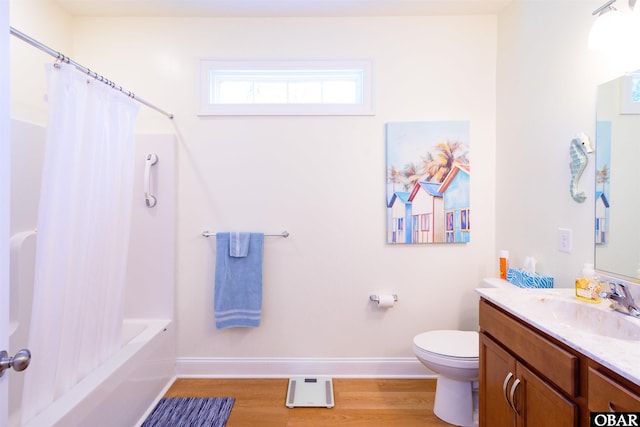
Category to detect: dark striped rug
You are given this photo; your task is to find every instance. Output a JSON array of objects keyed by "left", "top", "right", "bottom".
[{"left": 141, "top": 397, "right": 235, "bottom": 427}]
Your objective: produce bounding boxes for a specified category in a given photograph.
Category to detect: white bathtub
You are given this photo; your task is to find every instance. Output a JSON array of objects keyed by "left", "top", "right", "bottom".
[
  {"left": 10, "top": 231, "right": 175, "bottom": 427},
  {"left": 21, "top": 319, "right": 174, "bottom": 427},
  {"left": 9, "top": 127, "right": 177, "bottom": 427}
]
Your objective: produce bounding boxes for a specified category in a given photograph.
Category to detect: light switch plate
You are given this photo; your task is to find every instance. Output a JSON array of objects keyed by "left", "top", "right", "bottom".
[{"left": 558, "top": 228, "right": 572, "bottom": 253}]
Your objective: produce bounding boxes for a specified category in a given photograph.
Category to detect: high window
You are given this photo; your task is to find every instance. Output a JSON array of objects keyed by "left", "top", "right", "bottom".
[{"left": 199, "top": 60, "right": 374, "bottom": 116}]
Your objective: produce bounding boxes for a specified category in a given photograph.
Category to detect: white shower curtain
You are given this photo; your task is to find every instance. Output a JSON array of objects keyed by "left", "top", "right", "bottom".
[{"left": 21, "top": 62, "right": 139, "bottom": 423}]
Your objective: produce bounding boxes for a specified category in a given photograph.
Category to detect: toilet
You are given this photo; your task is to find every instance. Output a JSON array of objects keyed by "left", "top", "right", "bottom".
[
  {"left": 413, "top": 330, "right": 479, "bottom": 426},
  {"left": 412, "top": 278, "right": 515, "bottom": 426}
]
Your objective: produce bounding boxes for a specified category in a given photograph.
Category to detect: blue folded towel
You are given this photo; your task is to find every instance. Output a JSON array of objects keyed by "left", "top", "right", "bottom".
[
  {"left": 214, "top": 232, "right": 265, "bottom": 329},
  {"left": 229, "top": 232, "right": 250, "bottom": 257}
]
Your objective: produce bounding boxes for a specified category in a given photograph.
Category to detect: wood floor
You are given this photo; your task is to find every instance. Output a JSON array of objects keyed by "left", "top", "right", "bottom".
[{"left": 165, "top": 378, "right": 455, "bottom": 427}]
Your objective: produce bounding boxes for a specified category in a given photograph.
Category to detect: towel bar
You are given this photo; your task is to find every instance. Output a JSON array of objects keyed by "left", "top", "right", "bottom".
[{"left": 202, "top": 230, "right": 289, "bottom": 238}]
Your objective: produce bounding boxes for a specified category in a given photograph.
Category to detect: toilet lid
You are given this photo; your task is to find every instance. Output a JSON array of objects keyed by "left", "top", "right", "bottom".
[{"left": 413, "top": 330, "right": 479, "bottom": 359}]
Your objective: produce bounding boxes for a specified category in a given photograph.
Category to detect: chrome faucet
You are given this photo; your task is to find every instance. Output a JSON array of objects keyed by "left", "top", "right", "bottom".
[{"left": 599, "top": 282, "right": 640, "bottom": 318}]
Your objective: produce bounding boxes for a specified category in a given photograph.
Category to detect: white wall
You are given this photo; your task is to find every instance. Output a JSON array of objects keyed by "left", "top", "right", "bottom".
[
  {"left": 495, "top": 1, "right": 635, "bottom": 289},
  {"left": 125, "top": 134, "right": 176, "bottom": 319},
  {"left": 58, "top": 15, "right": 498, "bottom": 370},
  {"left": 9, "top": 121, "right": 44, "bottom": 235},
  {"left": 10, "top": 0, "right": 72, "bottom": 124}
]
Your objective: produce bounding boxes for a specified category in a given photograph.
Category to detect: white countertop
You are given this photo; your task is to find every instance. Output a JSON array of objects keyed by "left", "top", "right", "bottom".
[{"left": 476, "top": 283, "right": 640, "bottom": 386}]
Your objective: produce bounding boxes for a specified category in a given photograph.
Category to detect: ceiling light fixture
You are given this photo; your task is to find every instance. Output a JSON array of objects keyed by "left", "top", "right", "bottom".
[
  {"left": 589, "top": 0, "right": 637, "bottom": 50},
  {"left": 589, "top": 4, "right": 623, "bottom": 50}
]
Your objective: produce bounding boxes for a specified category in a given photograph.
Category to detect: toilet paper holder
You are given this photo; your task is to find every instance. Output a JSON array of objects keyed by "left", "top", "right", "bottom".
[{"left": 369, "top": 294, "right": 398, "bottom": 303}]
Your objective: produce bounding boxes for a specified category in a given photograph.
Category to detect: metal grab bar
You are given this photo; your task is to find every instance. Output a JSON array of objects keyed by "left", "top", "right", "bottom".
[{"left": 144, "top": 153, "right": 158, "bottom": 208}]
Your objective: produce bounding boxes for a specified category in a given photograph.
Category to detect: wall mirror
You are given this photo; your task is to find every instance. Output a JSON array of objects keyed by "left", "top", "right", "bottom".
[{"left": 595, "top": 70, "right": 640, "bottom": 281}]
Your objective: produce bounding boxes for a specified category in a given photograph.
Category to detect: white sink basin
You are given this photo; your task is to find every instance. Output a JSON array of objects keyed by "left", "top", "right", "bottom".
[{"left": 531, "top": 295, "right": 640, "bottom": 341}]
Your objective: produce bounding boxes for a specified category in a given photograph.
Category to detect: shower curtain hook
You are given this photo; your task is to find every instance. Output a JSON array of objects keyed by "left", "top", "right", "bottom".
[{"left": 89, "top": 70, "right": 97, "bottom": 80}]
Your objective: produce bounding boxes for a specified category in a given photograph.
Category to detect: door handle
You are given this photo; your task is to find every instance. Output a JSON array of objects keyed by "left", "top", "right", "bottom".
[
  {"left": 0, "top": 349, "right": 31, "bottom": 377},
  {"left": 509, "top": 378, "right": 521, "bottom": 416},
  {"left": 503, "top": 372, "right": 515, "bottom": 411},
  {"left": 144, "top": 153, "right": 158, "bottom": 208}
]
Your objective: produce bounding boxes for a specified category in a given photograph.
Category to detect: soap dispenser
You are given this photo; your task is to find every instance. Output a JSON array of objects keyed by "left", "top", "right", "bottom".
[{"left": 575, "top": 263, "right": 601, "bottom": 303}]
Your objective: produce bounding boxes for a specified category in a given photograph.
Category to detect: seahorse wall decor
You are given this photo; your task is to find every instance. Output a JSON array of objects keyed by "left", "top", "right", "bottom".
[{"left": 569, "top": 132, "right": 593, "bottom": 203}]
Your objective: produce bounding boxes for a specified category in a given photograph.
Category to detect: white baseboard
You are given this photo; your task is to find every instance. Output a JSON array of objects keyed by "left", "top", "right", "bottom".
[{"left": 175, "top": 357, "right": 435, "bottom": 378}]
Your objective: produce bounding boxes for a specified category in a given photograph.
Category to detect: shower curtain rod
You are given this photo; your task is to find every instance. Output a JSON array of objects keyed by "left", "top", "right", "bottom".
[{"left": 9, "top": 26, "right": 174, "bottom": 119}]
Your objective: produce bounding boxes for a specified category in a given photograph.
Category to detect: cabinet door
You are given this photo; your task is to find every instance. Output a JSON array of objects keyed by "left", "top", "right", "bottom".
[
  {"left": 516, "top": 363, "right": 578, "bottom": 427},
  {"left": 480, "top": 333, "right": 517, "bottom": 427},
  {"left": 589, "top": 367, "right": 640, "bottom": 412}
]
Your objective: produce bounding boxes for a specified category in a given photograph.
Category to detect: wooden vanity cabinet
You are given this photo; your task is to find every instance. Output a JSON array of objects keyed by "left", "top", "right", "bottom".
[
  {"left": 480, "top": 316, "right": 578, "bottom": 427},
  {"left": 479, "top": 325, "right": 577, "bottom": 426},
  {"left": 479, "top": 297, "right": 640, "bottom": 427},
  {"left": 479, "top": 298, "right": 580, "bottom": 427}
]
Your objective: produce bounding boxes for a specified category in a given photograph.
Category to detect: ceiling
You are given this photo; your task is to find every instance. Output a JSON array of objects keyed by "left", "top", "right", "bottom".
[{"left": 52, "top": 0, "right": 515, "bottom": 17}]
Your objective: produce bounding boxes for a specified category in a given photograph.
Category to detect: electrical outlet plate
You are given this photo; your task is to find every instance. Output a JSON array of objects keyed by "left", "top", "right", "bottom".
[{"left": 558, "top": 228, "right": 572, "bottom": 253}]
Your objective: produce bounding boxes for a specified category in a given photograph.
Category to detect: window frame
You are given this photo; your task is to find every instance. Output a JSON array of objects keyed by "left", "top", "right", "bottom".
[{"left": 198, "top": 59, "right": 375, "bottom": 116}]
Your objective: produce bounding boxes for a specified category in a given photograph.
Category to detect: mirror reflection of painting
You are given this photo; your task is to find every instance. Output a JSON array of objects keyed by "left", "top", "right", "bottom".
[
  {"left": 595, "top": 121, "right": 610, "bottom": 245},
  {"left": 386, "top": 121, "right": 470, "bottom": 244}
]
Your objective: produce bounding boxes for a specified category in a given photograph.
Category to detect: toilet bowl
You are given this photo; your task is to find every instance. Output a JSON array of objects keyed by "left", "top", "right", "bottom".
[
  {"left": 413, "top": 330, "right": 479, "bottom": 427},
  {"left": 412, "top": 278, "right": 518, "bottom": 426}
]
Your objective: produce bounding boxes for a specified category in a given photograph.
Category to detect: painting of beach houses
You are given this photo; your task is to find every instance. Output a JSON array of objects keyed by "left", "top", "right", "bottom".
[{"left": 386, "top": 121, "right": 470, "bottom": 244}]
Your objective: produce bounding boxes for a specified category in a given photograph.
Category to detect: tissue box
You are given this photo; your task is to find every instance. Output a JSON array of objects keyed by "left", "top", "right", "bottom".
[{"left": 506, "top": 267, "right": 554, "bottom": 289}]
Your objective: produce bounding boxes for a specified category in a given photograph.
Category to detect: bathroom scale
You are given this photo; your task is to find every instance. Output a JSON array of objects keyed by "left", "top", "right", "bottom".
[{"left": 286, "top": 377, "right": 334, "bottom": 408}]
